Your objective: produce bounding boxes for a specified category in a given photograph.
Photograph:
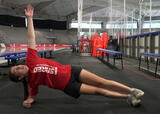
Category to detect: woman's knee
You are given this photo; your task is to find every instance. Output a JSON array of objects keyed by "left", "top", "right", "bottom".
[
  {"left": 94, "top": 87, "right": 107, "bottom": 95},
  {"left": 80, "top": 84, "right": 105, "bottom": 95}
]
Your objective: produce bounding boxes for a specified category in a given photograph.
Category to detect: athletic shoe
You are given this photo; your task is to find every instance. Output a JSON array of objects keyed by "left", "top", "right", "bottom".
[
  {"left": 127, "top": 94, "right": 141, "bottom": 107},
  {"left": 131, "top": 88, "right": 144, "bottom": 99}
]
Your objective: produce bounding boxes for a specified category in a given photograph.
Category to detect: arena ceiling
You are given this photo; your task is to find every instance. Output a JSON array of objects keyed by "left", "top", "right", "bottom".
[{"left": 0, "top": 0, "right": 160, "bottom": 22}]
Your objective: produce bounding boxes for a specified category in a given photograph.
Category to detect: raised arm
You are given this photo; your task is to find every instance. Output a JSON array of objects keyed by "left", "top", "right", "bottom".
[{"left": 25, "top": 4, "right": 36, "bottom": 50}]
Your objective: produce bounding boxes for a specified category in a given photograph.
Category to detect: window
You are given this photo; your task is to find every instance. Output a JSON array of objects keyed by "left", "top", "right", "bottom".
[{"left": 70, "top": 21, "right": 101, "bottom": 29}]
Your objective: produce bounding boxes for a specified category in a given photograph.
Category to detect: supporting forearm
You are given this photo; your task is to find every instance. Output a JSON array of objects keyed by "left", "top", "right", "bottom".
[{"left": 28, "top": 96, "right": 36, "bottom": 100}]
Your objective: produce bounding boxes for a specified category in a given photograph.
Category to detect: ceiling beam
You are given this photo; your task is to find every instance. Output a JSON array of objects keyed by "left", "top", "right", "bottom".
[
  {"left": 0, "top": 1, "right": 48, "bottom": 15},
  {"left": 34, "top": 0, "right": 56, "bottom": 10},
  {"left": 83, "top": 0, "right": 109, "bottom": 8},
  {"left": 66, "top": 6, "right": 105, "bottom": 21},
  {"left": 66, "top": 0, "right": 139, "bottom": 22}
]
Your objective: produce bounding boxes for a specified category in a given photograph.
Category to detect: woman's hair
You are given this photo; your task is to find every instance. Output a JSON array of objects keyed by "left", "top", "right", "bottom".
[
  {"left": 8, "top": 68, "right": 21, "bottom": 82},
  {"left": 22, "top": 77, "right": 29, "bottom": 100},
  {"left": 9, "top": 68, "right": 29, "bottom": 100}
]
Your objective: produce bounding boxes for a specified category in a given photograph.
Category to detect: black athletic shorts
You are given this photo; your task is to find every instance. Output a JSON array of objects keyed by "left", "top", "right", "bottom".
[{"left": 64, "top": 65, "right": 82, "bottom": 98}]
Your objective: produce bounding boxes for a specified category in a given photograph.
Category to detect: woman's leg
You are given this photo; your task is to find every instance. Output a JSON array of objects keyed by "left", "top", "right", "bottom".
[
  {"left": 79, "top": 69, "right": 131, "bottom": 94},
  {"left": 80, "top": 83, "right": 141, "bottom": 106},
  {"left": 80, "top": 83, "right": 128, "bottom": 99},
  {"left": 79, "top": 69, "right": 143, "bottom": 106}
]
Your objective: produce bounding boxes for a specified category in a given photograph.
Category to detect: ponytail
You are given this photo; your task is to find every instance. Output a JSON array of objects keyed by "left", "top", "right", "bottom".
[{"left": 22, "top": 77, "right": 29, "bottom": 100}]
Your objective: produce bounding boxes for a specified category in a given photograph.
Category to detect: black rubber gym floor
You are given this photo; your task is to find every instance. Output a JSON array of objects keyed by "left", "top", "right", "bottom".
[{"left": 0, "top": 49, "right": 160, "bottom": 114}]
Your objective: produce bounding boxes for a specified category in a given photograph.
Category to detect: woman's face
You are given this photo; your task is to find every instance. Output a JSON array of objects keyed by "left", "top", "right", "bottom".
[{"left": 11, "top": 65, "right": 29, "bottom": 80}]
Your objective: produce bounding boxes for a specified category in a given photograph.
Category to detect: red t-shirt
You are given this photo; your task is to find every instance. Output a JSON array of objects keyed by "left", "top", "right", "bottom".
[{"left": 26, "top": 48, "right": 71, "bottom": 96}]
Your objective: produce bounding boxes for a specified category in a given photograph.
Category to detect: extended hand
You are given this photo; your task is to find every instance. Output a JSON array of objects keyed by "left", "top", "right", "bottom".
[
  {"left": 25, "top": 4, "right": 34, "bottom": 17},
  {"left": 23, "top": 97, "right": 35, "bottom": 108}
]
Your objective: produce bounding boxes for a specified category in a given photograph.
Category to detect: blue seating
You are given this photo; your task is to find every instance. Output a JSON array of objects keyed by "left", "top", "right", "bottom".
[
  {"left": 0, "top": 52, "right": 26, "bottom": 65},
  {"left": 0, "top": 52, "right": 26, "bottom": 58},
  {"left": 140, "top": 52, "right": 160, "bottom": 57},
  {"left": 125, "top": 31, "right": 160, "bottom": 39},
  {"left": 97, "top": 48, "right": 123, "bottom": 69},
  {"left": 139, "top": 52, "right": 160, "bottom": 77},
  {"left": 38, "top": 50, "right": 53, "bottom": 58},
  {"left": 0, "top": 50, "right": 53, "bottom": 66},
  {"left": 5, "top": 54, "right": 26, "bottom": 65},
  {"left": 5, "top": 54, "right": 26, "bottom": 60}
]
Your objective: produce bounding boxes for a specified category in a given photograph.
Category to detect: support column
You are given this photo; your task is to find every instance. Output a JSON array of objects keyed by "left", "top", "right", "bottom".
[
  {"left": 149, "top": 0, "right": 152, "bottom": 32},
  {"left": 159, "top": 34, "right": 160, "bottom": 54},
  {"left": 137, "top": 37, "right": 140, "bottom": 58},
  {"left": 150, "top": 34, "right": 155, "bottom": 62},
  {"left": 123, "top": 0, "right": 126, "bottom": 56},
  {"left": 132, "top": 38, "right": 136, "bottom": 58},
  {"left": 144, "top": 36, "right": 147, "bottom": 61},
  {"left": 77, "top": 0, "right": 83, "bottom": 40},
  {"left": 139, "top": 0, "right": 142, "bottom": 34},
  {"left": 66, "top": 16, "right": 72, "bottom": 30},
  {"left": 89, "top": 13, "right": 93, "bottom": 38},
  {"left": 101, "top": 22, "right": 106, "bottom": 32},
  {"left": 129, "top": 38, "right": 132, "bottom": 57},
  {"left": 110, "top": 0, "right": 113, "bottom": 35}
]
